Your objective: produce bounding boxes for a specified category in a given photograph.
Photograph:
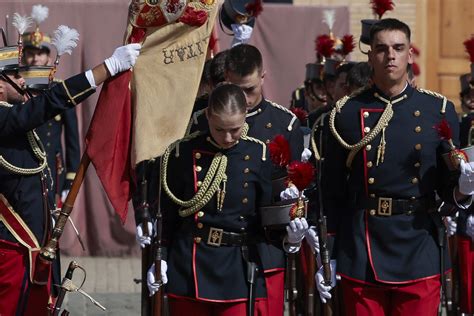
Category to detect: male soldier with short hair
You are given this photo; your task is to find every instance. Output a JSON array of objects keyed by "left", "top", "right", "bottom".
[
  {"left": 225, "top": 43, "right": 304, "bottom": 316},
  {"left": 316, "top": 18, "right": 474, "bottom": 315}
]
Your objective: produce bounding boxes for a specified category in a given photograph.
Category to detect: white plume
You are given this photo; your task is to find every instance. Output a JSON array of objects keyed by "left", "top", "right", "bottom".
[
  {"left": 51, "top": 25, "right": 80, "bottom": 56},
  {"left": 31, "top": 5, "right": 49, "bottom": 25},
  {"left": 12, "top": 13, "right": 33, "bottom": 35},
  {"left": 323, "top": 9, "right": 336, "bottom": 32}
]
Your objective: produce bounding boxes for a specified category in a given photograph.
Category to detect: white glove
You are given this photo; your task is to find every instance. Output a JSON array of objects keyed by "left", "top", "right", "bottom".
[
  {"left": 467, "top": 215, "right": 474, "bottom": 240},
  {"left": 458, "top": 160, "right": 474, "bottom": 195},
  {"left": 280, "top": 185, "right": 300, "bottom": 200},
  {"left": 315, "top": 259, "right": 337, "bottom": 304},
  {"left": 305, "top": 226, "right": 320, "bottom": 254},
  {"left": 61, "top": 190, "right": 69, "bottom": 203},
  {"left": 286, "top": 217, "right": 309, "bottom": 244},
  {"left": 301, "top": 148, "right": 312, "bottom": 162},
  {"left": 136, "top": 222, "right": 153, "bottom": 248},
  {"left": 147, "top": 261, "right": 168, "bottom": 296},
  {"left": 445, "top": 216, "right": 457, "bottom": 236},
  {"left": 231, "top": 24, "right": 253, "bottom": 47},
  {"left": 104, "top": 43, "right": 141, "bottom": 76}
]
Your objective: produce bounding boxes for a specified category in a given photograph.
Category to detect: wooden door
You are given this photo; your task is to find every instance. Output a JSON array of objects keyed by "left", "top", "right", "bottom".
[{"left": 424, "top": 0, "right": 474, "bottom": 111}]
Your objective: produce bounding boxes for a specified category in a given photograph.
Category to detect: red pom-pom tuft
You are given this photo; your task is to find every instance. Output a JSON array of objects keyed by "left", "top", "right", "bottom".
[
  {"left": 411, "top": 62, "right": 420, "bottom": 76},
  {"left": 434, "top": 118, "right": 452, "bottom": 141},
  {"left": 315, "top": 34, "right": 335, "bottom": 59},
  {"left": 269, "top": 135, "right": 291, "bottom": 167},
  {"left": 178, "top": 7, "right": 208, "bottom": 27},
  {"left": 245, "top": 0, "right": 263, "bottom": 18},
  {"left": 340, "top": 34, "right": 355, "bottom": 56},
  {"left": 463, "top": 36, "right": 474, "bottom": 63},
  {"left": 291, "top": 107, "right": 308, "bottom": 125},
  {"left": 286, "top": 161, "right": 315, "bottom": 191},
  {"left": 411, "top": 44, "right": 420, "bottom": 56},
  {"left": 370, "top": 0, "right": 395, "bottom": 19}
]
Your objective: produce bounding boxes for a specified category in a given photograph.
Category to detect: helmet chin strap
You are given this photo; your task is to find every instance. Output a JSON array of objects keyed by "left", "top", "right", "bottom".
[
  {"left": 306, "top": 82, "right": 327, "bottom": 103},
  {"left": 0, "top": 70, "right": 31, "bottom": 98}
]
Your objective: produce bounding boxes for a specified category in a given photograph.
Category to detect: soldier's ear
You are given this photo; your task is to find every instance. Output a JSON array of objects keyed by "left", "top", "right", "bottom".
[{"left": 407, "top": 45, "right": 414, "bottom": 65}]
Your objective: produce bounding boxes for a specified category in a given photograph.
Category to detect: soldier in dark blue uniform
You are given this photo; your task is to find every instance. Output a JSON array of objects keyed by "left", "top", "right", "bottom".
[
  {"left": 147, "top": 83, "right": 273, "bottom": 315},
  {"left": 448, "top": 71, "right": 474, "bottom": 315},
  {"left": 224, "top": 43, "right": 304, "bottom": 316},
  {"left": 179, "top": 45, "right": 305, "bottom": 316},
  {"left": 315, "top": 19, "right": 474, "bottom": 315},
  {"left": 134, "top": 50, "right": 230, "bottom": 247},
  {"left": 22, "top": 19, "right": 81, "bottom": 207},
  {"left": 0, "top": 43, "right": 140, "bottom": 315}
]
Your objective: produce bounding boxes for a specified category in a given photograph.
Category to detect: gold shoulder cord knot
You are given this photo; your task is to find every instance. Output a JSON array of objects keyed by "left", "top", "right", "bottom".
[
  {"left": 161, "top": 136, "right": 228, "bottom": 217},
  {"left": 329, "top": 86, "right": 406, "bottom": 168},
  {"left": 372, "top": 93, "right": 407, "bottom": 166},
  {"left": 241, "top": 122, "right": 249, "bottom": 138}
]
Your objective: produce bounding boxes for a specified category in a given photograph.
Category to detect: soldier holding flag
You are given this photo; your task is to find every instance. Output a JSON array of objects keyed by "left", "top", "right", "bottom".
[{"left": 0, "top": 22, "right": 140, "bottom": 313}]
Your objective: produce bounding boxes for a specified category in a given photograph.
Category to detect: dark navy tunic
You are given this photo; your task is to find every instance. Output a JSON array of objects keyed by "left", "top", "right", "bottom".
[
  {"left": 162, "top": 132, "right": 273, "bottom": 301},
  {"left": 323, "top": 84, "right": 459, "bottom": 284},
  {"left": 0, "top": 73, "right": 94, "bottom": 244}
]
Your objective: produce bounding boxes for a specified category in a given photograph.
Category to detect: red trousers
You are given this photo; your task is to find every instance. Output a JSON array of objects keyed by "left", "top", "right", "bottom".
[
  {"left": 0, "top": 240, "right": 51, "bottom": 316},
  {"left": 340, "top": 277, "right": 440, "bottom": 316},
  {"left": 458, "top": 236, "right": 474, "bottom": 313},
  {"left": 167, "top": 269, "right": 284, "bottom": 316},
  {"left": 264, "top": 269, "right": 285, "bottom": 316},
  {"left": 169, "top": 296, "right": 268, "bottom": 316}
]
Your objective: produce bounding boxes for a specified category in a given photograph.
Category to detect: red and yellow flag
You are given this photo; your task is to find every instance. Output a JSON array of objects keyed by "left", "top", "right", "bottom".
[{"left": 86, "top": 0, "right": 218, "bottom": 222}]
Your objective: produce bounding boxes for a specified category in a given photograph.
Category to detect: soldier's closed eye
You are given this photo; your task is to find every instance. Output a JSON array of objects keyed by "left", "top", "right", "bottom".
[{"left": 243, "top": 87, "right": 255, "bottom": 94}]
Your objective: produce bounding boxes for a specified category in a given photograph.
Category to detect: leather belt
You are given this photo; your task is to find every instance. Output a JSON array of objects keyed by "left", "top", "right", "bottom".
[
  {"left": 357, "top": 196, "right": 436, "bottom": 216},
  {"left": 193, "top": 225, "right": 260, "bottom": 247}
]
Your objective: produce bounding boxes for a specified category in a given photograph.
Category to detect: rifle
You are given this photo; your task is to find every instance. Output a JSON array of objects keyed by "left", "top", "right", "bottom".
[
  {"left": 153, "top": 156, "right": 164, "bottom": 316},
  {"left": 447, "top": 233, "right": 459, "bottom": 315},
  {"left": 316, "top": 118, "right": 334, "bottom": 316},
  {"left": 287, "top": 253, "right": 298, "bottom": 316},
  {"left": 139, "top": 162, "right": 152, "bottom": 316},
  {"left": 304, "top": 243, "right": 316, "bottom": 316}
]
